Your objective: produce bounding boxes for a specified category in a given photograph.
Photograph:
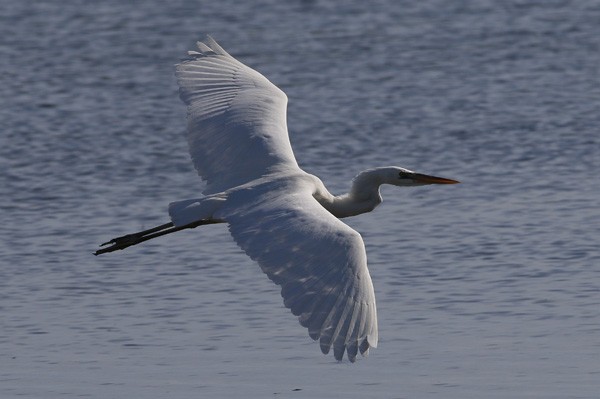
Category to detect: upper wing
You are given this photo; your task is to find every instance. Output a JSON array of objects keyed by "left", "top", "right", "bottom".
[
  {"left": 175, "top": 36, "right": 300, "bottom": 194},
  {"left": 222, "top": 185, "right": 378, "bottom": 362}
]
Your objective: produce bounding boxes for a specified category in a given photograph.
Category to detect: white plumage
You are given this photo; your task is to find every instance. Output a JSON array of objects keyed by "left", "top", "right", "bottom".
[
  {"left": 96, "top": 36, "right": 459, "bottom": 362},
  {"left": 176, "top": 37, "right": 298, "bottom": 195},
  {"left": 174, "top": 37, "right": 377, "bottom": 360}
]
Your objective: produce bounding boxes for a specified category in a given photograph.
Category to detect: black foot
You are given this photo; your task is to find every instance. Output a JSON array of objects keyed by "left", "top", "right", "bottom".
[{"left": 95, "top": 222, "right": 174, "bottom": 256}]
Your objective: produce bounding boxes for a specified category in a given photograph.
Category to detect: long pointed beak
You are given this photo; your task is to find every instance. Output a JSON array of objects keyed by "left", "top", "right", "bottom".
[{"left": 412, "top": 173, "right": 460, "bottom": 184}]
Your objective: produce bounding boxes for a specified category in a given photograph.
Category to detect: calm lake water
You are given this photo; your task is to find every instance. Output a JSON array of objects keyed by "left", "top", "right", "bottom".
[{"left": 1, "top": 0, "right": 599, "bottom": 398}]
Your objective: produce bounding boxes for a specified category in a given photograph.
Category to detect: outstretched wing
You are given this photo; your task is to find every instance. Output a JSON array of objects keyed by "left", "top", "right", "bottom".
[
  {"left": 175, "top": 36, "right": 300, "bottom": 194},
  {"left": 223, "top": 185, "right": 378, "bottom": 362}
]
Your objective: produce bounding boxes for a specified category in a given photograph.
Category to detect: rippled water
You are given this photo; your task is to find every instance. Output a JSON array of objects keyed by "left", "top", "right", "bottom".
[{"left": 1, "top": 1, "right": 599, "bottom": 398}]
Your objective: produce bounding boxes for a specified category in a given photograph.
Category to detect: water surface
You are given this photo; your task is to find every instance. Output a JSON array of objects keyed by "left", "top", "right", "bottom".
[{"left": 1, "top": 1, "right": 599, "bottom": 398}]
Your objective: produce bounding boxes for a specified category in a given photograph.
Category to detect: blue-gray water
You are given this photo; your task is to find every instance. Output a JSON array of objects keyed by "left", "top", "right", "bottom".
[{"left": 1, "top": 1, "right": 599, "bottom": 398}]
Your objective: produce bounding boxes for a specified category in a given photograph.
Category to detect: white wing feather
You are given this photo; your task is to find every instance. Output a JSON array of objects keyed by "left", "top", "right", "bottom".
[
  {"left": 175, "top": 36, "right": 300, "bottom": 194},
  {"left": 177, "top": 37, "right": 378, "bottom": 361},
  {"left": 222, "top": 184, "right": 378, "bottom": 362}
]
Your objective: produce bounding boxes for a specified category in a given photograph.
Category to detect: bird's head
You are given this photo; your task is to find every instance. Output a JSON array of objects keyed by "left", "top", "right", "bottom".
[{"left": 385, "top": 166, "right": 460, "bottom": 187}]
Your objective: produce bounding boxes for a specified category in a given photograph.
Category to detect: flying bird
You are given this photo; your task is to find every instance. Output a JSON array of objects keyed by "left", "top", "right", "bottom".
[{"left": 95, "top": 36, "right": 459, "bottom": 362}]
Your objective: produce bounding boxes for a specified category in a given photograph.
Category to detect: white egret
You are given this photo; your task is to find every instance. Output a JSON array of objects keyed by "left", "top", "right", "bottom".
[{"left": 96, "top": 36, "right": 459, "bottom": 362}]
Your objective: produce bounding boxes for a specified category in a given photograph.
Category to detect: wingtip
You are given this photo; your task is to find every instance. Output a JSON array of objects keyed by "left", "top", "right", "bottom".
[
  {"left": 195, "top": 34, "right": 230, "bottom": 57},
  {"left": 367, "top": 332, "right": 378, "bottom": 348},
  {"left": 347, "top": 341, "right": 359, "bottom": 362},
  {"left": 359, "top": 338, "right": 370, "bottom": 355},
  {"left": 320, "top": 340, "right": 330, "bottom": 355},
  {"left": 200, "top": 34, "right": 216, "bottom": 46},
  {"left": 176, "top": 34, "right": 233, "bottom": 68},
  {"left": 333, "top": 344, "right": 345, "bottom": 361}
]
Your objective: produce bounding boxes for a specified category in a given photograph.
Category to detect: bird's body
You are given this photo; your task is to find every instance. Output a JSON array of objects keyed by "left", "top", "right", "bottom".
[
  {"left": 96, "top": 36, "right": 458, "bottom": 362},
  {"left": 169, "top": 167, "right": 403, "bottom": 226}
]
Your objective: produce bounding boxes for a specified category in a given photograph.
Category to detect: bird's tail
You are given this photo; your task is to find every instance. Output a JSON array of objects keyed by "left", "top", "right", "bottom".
[{"left": 168, "top": 196, "right": 226, "bottom": 227}]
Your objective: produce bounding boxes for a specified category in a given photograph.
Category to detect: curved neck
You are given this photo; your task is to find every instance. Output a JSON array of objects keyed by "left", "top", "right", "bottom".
[{"left": 318, "top": 169, "right": 385, "bottom": 218}]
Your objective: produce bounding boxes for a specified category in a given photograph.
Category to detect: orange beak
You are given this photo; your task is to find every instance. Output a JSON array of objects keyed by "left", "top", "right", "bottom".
[{"left": 412, "top": 173, "right": 460, "bottom": 185}]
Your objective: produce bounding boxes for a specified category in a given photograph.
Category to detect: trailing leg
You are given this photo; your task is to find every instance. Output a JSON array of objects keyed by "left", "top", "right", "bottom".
[{"left": 94, "top": 219, "right": 220, "bottom": 255}]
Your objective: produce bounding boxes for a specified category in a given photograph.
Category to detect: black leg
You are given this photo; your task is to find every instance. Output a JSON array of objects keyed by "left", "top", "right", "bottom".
[
  {"left": 94, "top": 220, "right": 221, "bottom": 256},
  {"left": 99, "top": 222, "right": 175, "bottom": 247}
]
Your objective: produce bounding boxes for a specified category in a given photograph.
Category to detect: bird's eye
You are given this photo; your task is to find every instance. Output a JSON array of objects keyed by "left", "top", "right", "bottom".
[{"left": 398, "top": 172, "right": 410, "bottom": 179}]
